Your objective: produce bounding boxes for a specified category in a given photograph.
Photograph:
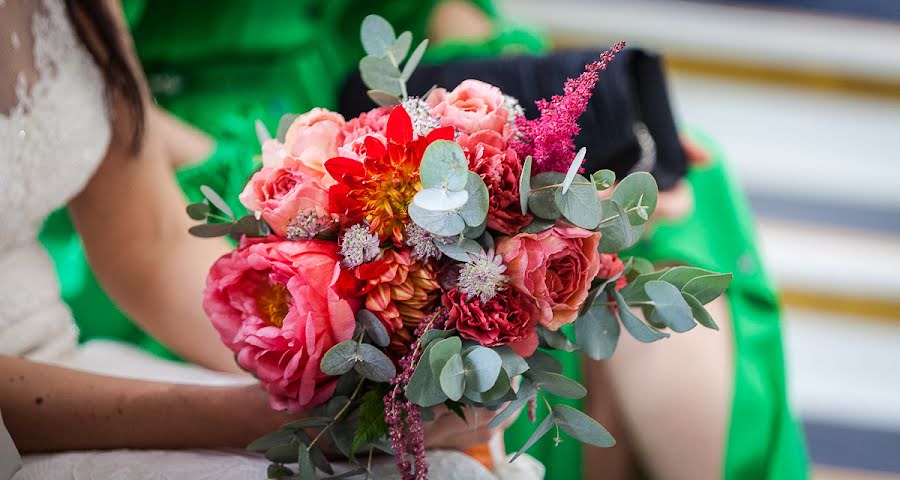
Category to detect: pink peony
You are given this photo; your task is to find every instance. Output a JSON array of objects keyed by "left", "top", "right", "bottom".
[
  {"left": 239, "top": 156, "right": 332, "bottom": 239},
  {"left": 457, "top": 129, "right": 532, "bottom": 235},
  {"left": 496, "top": 224, "right": 601, "bottom": 330},
  {"left": 442, "top": 286, "right": 540, "bottom": 357},
  {"left": 203, "top": 237, "right": 359, "bottom": 412},
  {"left": 283, "top": 108, "right": 346, "bottom": 179},
  {"left": 427, "top": 80, "right": 509, "bottom": 136}
]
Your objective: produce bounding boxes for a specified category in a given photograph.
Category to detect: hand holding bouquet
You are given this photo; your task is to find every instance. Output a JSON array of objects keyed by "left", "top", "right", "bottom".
[{"left": 187, "top": 15, "right": 731, "bottom": 480}]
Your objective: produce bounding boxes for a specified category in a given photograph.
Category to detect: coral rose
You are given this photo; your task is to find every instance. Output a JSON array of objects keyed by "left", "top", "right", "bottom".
[
  {"left": 283, "top": 108, "right": 345, "bottom": 180},
  {"left": 458, "top": 129, "right": 533, "bottom": 235},
  {"left": 203, "top": 238, "right": 359, "bottom": 412},
  {"left": 442, "top": 286, "right": 540, "bottom": 357},
  {"left": 239, "top": 155, "right": 332, "bottom": 239},
  {"left": 598, "top": 253, "right": 628, "bottom": 290},
  {"left": 496, "top": 224, "right": 601, "bottom": 330},
  {"left": 340, "top": 106, "right": 391, "bottom": 148},
  {"left": 427, "top": 79, "right": 509, "bottom": 136}
]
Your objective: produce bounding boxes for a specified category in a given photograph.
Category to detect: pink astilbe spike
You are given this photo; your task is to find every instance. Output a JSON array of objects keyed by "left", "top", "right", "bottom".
[{"left": 511, "top": 41, "right": 626, "bottom": 173}]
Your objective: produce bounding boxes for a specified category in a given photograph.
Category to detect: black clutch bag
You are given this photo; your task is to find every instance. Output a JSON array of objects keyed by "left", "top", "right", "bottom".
[{"left": 339, "top": 48, "right": 686, "bottom": 190}]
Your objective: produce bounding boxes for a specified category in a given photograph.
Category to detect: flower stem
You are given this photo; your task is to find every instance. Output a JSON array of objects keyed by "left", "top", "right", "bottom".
[{"left": 308, "top": 377, "right": 366, "bottom": 451}]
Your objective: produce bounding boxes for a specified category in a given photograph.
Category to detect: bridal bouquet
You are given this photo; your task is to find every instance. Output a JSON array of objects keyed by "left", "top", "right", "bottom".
[{"left": 187, "top": 15, "right": 730, "bottom": 480}]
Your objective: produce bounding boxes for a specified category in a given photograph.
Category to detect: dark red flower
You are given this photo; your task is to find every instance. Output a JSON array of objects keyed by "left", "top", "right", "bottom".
[{"left": 441, "top": 286, "right": 540, "bottom": 357}]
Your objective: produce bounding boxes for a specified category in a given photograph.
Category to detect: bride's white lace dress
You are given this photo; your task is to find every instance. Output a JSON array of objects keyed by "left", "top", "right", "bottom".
[{"left": 0, "top": 1, "right": 542, "bottom": 479}]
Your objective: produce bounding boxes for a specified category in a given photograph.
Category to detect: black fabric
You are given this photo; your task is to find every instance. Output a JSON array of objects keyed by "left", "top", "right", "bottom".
[{"left": 339, "top": 48, "right": 687, "bottom": 190}]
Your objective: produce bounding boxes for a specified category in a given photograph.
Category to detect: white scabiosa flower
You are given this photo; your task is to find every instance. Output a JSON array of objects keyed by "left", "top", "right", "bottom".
[
  {"left": 404, "top": 223, "right": 444, "bottom": 262},
  {"left": 340, "top": 223, "right": 381, "bottom": 268},
  {"left": 457, "top": 250, "right": 509, "bottom": 302}
]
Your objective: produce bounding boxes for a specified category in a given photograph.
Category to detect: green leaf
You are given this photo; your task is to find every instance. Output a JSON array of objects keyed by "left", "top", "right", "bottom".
[
  {"left": 591, "top": 169, "right": 616, "bottom": 190},
  {"left": 296, "top": 445, "right": 315, "bottom": 480},
  {"left": 494, "top": 346, "right": 529, "bottom": 378},
  {"left": 352, "top": 389, "right": 389, "bottom": 453},
  {"left": 388, "top": 31, "right": 412, "bottom": 64},
  {"left": 554, "top": 173, "right": 602, "bottom": 229},
  {"left": 367, "top": 89, "right": 401, "bottom": 107},
  {"left": 489, "top": 380, "right": 535, "bottom": 428},
  {"left": 267, "top": 464, "right": 293, "bottom": 479},
  {"left": 308, "top": 445, "right": 333, "bottom": 475},
  {"left": 575, "top": 306, "right": 620, "bottom": 360},
  {"left": 265, "top": 443, "right": 299, "bottom": 463},
  {"left": 561, "top": 147, "right": 587, "bottom": 194},
  {"left": 459, "top": 172, "right": 490, "bottom": 227},
  {"left": 466, "top": 368, "right": 511, "bottom": 404},
  {"left": 276, "top": 114, "right": 298, "bottom": 143},
  {"left": 520, "top": 218, "right": 555, "bottom": 234},
  {"left": 628, "top": 256, "right": 655, "bottom": 278},
  {"left": 255, "top": 119, "right": 272, "bottom": 147},
  {"left": 188, "top": 222, "right": 232, "bottom": 238},
  {"left": 682, "top": 273, "right": 733, "bottom": 304},
  {"left": 621, "top": 266, "right": 716, "bottom": 302},
  {"left": 200, "top": 185, "right": 234, "bottom": 219},
  {"left": 420, "top": 329, "right": 455, "bottom": 347},
  {"left": 519, "top": 156, "right": 532, "bottom": 215},
  {"left": 538, "top": 325, "right": 577, "bottom": 352},
  {"left": 525, "top": 350, "right": 563, "bottom": 374},
  {"left": 553, "top": 404, "right": 615, "bottom": 447},
  {"left": 231, "top": 214, "right": 265, "bottom": 238},
  {"left": 420, "top": 140, "right": 469, "bottom": 191},
  {"left": 401, "top": 39, "right": 429, "bottom": 82},
  {"left": 526, "top": 370, "right": 587, "bottom": 399},
  {"left": 463, "top": 219, "right": 487, "bottom": 239},
  {"left": 354, "top": 344, "right": 396, "bottom": 382},
  {"left": 511, "top": 413, "right": 554, "bottom": 462},
  {"left": 611, "top": 172, "right": 658, "bottom": 225},
  {"left": 248, "top": 429, "right": 295, "bottom": 452},
  {"left": 645, "top": 281, "right": 695, "bottom": 333},
  {"left": 356, "top": 309, "right": 390, "bottom": 347},
  {"left": 280, "top": 416, "right": 332, "bottom": 431},
  {"left": 186, "top": 202, "right": 210, "bottom": 220},
  {"left": 359, "top": 55, "right": 402, "bottom": 96},
  {"left": 528, "top": 172, "right": 565, "bottom": 220},
  {"left": 435, "top": 237, "right": 483, "bottom": 262},
  {"left": 429, "top": 337, "right": 462, "bottom": 378},
  {"left": 463, "top": 347, "right": 503, "bottom": 394},
  {"left": 408, "top": 203, "right": 466, "bottom": 236},
  {"left": 360, "top": 14, "right": 396, "bottom": 57},
  {"left": 613, "top": 289, "right": 669, "bottom": 342},
  {"left": 320, "top": 341, "right": 359, "bottom": 375},
  {"left": 597, "top": 200, "right": 642, "bottom": 253},
  {"left": 406, "top": 344, "right": 448, "bottom": 407},
  {"left": 683, "top": 292, "right": 719, "bottom": 330},
  {"left": 439, "top": 353, "right": 466, "bottom": 401}
]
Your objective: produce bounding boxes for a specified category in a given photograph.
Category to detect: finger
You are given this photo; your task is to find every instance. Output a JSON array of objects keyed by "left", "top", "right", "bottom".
[
  {"left": 679, "top": 135, "right": 711, "bottom": 166},
  {"left": 652, "top": 181, "right": 694, "bottom": 221}
]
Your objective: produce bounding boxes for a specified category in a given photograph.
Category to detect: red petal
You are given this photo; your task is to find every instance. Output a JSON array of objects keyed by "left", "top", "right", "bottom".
[
  {"left": 426, "top": 126, "right": 455, "bottom": 143},
  {"left": 364, "top": 135, "right": 386, "bottom": 159},
  {"left": 386, "top": 105, "right": 413, "bottom": 145},
  {"left": 325, "top": 157, "right": 365, "bottom": 179}
]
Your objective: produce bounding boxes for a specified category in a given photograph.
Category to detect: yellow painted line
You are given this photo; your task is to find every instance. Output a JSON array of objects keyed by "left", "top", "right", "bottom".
[{"left": 781, "top": 289, "right": 900, "bottom": 323}]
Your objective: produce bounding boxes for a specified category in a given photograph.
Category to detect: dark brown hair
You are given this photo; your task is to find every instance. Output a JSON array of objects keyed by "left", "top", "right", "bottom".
[{"left": 64, "top": 0, "right": 145, "bottom": 150}]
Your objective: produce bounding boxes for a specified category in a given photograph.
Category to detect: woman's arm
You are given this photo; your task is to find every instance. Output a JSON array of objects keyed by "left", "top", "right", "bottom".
[{"left": 0, "top": 355, "right": 290, "bottom": 453}]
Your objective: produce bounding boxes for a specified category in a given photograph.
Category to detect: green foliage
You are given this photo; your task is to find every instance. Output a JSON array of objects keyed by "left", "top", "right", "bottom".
[
  {"left": 406, "top": 343, "right": 448, "bottom": 407},
  {"left": 525, "top": 370, "right": 587, "bottom": 399},
  {"left": 359, "top": 14, "right": 428, "bottom": 101},
  {"left": 682, "top": 273, "right": 733, "bottom": 304},
  {"left": 367, "top": 89, "right": 401, "bottom": 107},
  {"left": 276, "top": 114, "right": 298, "bottom": 143},
  {"left": 360, "top": 15, "right": 396, "bottom": 57},
  {"left": 186, "top": 202, "right": 209, "bottom": 220},
  {"left": 613, "top": 289, "right": 669, "bottom": 342},
  {"left": 519, "top": 156, "right": 533, "bottom": 215},
  {"left": 463, "top": 347, "right": 503, "bottom": 394},
  {"left": 402, "top": 39, "right": 429, "bottom": 82},
  {"left": 591, "top": 169, "right": 615, "bottom": 190},
  {"left": 511, "top": 414, "right": 554, "bottom": 461},
  {"left": 200, "top": 185, "right": 234, "bottom": 219},
  {"left": 683, "top": 292, "right": 719, "bottom": 330},
  {"left": 644, "top": 281, "right": 696, "bottom": 333},
  {"left": 554, "top": 173, "right": 602, "bottom": 229},
  {"left": 597, "top": 200, "right": 642, "bottom": 253},
  {"left": 420, "top": 329, "right": 455, "bottom": 347},
  {"left": 553, "top": 405, "right": 615, "bottom": 447},
  {"left": 527, "top": 172, "right": 564, "bottom": 220},
  {"left": 352, "top": 389, "right": 389, "bottom": 453},
  {"left": 458, "top": 172, "right": 490, "bottom": 227},
  {"left": 429, "top": 337, "right": 462, "bottom": 378},
  {"left": 320, "top": 341, "right": 359, "bottom": 376},
  {"left": 435, "top": 237, "right": 482, "bottom": 262},
  {"left": 561, "top": 147, "right": 587, "bottom": 194},
  {"left": 494, "top": 345, "right": 529, "bottom": 377},
  {"left": 188, "top": 222, "right": 232, "bottom": 238},
  {"left": 354, "top": 344, "right": 396, "bottom": 382},
  {"left": 611, "top": 172, "right": 658, "bottom": 224},
  {"left": 438, "top": 353, "right": 466, "bottom": 401},
  {"left": 359, "top": 55, "right": 403, "bottom": 96},
  {"left": 248, "top": 430, "right": 296, "bottom": 453},
  {"left": 575, "top": 305, "right": 620, "bottom": 360},
  {"left": 296, "top": 445, "right": 315, "bottom": 480},
  {"left": 525, "top": 350, "right": 563, "bottom": 374},
  {"left": 389, "top": 31, "right": 412, "bottom": 62},
  {"left": 279, "top": 417, "right": 331, "bottom": 431},
  {"left": 489, "top": 380, "right": 536, "bottom": 428},
  {"left": 408, "top": 203, "right": 467, "bottom": 237},
  {"left": 538, "top": 325, "right": 577, "bottom": 352},
  {"left": 520, "top": 218, "right": 555, "bottom": 234},
  {"left": 267, "top": 463, "right": 293, "bottom": 479},
  {"left": 420, "top": 140, "right": 469, "bottom": 191},
  {"left": 356, "top": 309, "right": 390, "bottom": 347}
]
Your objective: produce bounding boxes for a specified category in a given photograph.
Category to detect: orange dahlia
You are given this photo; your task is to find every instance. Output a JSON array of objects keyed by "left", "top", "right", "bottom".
[
  {"left": 354, "top": 249, "right": 441, "bottom": 355},
  {"left": 325, "top": 106, "right": 454, "bottom": 244}
]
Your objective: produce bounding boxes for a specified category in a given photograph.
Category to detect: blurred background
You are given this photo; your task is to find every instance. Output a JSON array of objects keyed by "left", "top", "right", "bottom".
[{"left": 498, "top": 0, "right": 900, "bottom": 478}]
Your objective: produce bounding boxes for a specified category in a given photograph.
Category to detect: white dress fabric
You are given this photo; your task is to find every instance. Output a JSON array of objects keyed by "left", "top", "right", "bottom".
[{"left": 0, "top": 1, "right": 544, "bottom": 478}]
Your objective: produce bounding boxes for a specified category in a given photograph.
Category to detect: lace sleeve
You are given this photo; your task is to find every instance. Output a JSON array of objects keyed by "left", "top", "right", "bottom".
[{"left": 0, "top": 0, "right": 42, "bottom": 116}]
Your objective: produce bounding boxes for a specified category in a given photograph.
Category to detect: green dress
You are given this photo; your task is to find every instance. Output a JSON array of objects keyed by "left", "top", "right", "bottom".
[{"left": 38, "top": 2, "right": 807, "bottom": 477}]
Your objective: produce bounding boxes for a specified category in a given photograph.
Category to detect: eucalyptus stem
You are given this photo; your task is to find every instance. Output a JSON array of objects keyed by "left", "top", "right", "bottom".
[
  {"left": 530, "top": 181, "right": 592, "bottom": 193},
  {"left": 596, "top": 205, "right": 647, "bottom": 227},
  {"left": 205, "top": 213, "right": 232, "bottom": 223},
  {"left": 308, "top": 378, "right": 366, "bottom": 451},
  {"left": 537, "top": 392, "right": 562, "bottom": 446}
]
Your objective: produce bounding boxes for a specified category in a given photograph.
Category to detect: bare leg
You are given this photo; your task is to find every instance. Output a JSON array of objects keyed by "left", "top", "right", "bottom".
[{"left": 585, "top": 296, "right": 734, "bottom": 479}]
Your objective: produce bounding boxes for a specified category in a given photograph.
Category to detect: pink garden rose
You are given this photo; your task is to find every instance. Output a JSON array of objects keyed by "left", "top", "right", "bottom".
[
  {"left": 282, "top": 108, "right": 346, "bottom": 180},
  {"left": 442, "top": 286, "right": 540, "bottom": 357},
  {"left": 203, "top": 237, "right": 359, "bottom": 412},
  {"left": 496, "top": 224, "right": 601, "bottom": 330},
  {"left": 239, "top": 155, "right": 332, "bottom": 239},
  {"left": 427, "top": 79, "right": 509, "bottom": 135},
  {"left": 340, "top": 106, "right": 391, "bottom": 147},
  {"left": 458, "top": 129, "right": 532, "bottom": 235}
]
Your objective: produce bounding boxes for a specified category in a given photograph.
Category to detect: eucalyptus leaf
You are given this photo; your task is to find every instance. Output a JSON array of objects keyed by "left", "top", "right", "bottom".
[
  {"left": 188, "top": 223, "right": 232, "bottom": 238},
  {"left": 613, "top": 289, "right": 669, "bottom": 342},
  {"left": 388, "top": 31, "right": 412, "bottom": 64},
  {"left": 553, "top": 404, "right": 615, "bottom": 447},
  {"left": 267, "top": 464, "right": 293, "bottom": 479},
  {"left": 521, "top": 218, "right": 555, "bottom": 234},
  {"left": 435, "top": 237, "right": 483, "bottom": 262},
  {"left": 359, "top": 55, "right": 402, "bottom": 96},
  {"left": 320, "top": 341, "right": 359, "bottom": 376},
  {"left": 538, "top": 325, "right": 577, "bottom": 352},
  {"left": 489, "top": 380, "right": 535, "bottom": 428},
  {"left": 408, "top": 203, "right": 466, "bottom": 237},
  {"left": 200, "top": 185, "right": 234, "bottom": 219},
  {"left": 525, "top": 350, "right": 563, "bottom": 374},
  {"left": 597, "top": 200, "right": 642, "bottom": 253},
  {"left": 367, "top": 89, "right": 402, "bottom": 107},
  {"left": 360, "top": 14, "right": 396, "bottom": 57},
  {"left": 297, "top": 446, "right": 315, "bottom": 480},
  {"left": 231, "top": 214, "right": 264, "bottom": 238},
  {"left": 463, "top": 219, "right": 487, "bottom": 239},
  {"left": 611, "top": 172, "right": 658, "bottom": 225},
  {"left": 186, "top": 202, "right": 210, "bottom": 220},
  {"left": 554, "top": 173, "right": 602, "bottom": 229},
  {"left": 280, "top": 416, "right": 332, "bottom": 431},
  {"left": 682, "top": 273, "right": 733, "bottom": 304},
  {"left": 402, "top": 39, "right": 429, "bottom": 82},
  {"left": 356, "top": 309, "right": 390, "bottom": 347},
  {"left": 255, "top": 119, "right": 272, "bottom": 147},
  {"left": 645, "top": 281, "right": 695, "bottom": 333},
  {"left": 413, "top": 188, "right": 469, "bottom": 211},
  {"left": 528, "top": 172, "right": 565, "bottom": 220},
  {"left": 459, "top": 172, "right": 490, "bottom": 227},
  {"left": 439, "top": 353, "right": 466, "bottom": 401},
  {"left": 265, "top": 443, "right": 299, "bottom": 463},
  {"left": 406, "top": 344, "right": 449, "bottom": 407},
  {"left": 519, "top": 155, "right": 532, "bottom": 215},
  {"left": 420, "top": 329, "right": 455, "bottom": 347},
  {"left": 575, "top": 306, "right": 620, "bottom": 360},
  {"left": 628, "top": 256, "right": 655, "bottom": 278},
  {"left": 561, "top": 147, "right": 587, "bottom": 194},
  {"left": 420, "top": 140, "right": 469, "bottom": 191},
  {"left": 591, "top": 169, "right": 616, "bottom": 190},
  {"left": 276, "top": 113, "right": 298, "bottom": 143},
  {"left": 308, "top": 445, "right": 333, "bottom": 475},
  {"left": 683, "top": 292, "right": 719, "bottom": 330},
  {"left": 621, "top": 266, "right": 716, "bottom": 302},
  {"left": 511, "top": 414, "right": 554, "bottom": 462},
  {"left": 526, "top": 370, "right": 587, "bottom": 399},
  {"left": 466, "top": 368, "right": 511, "bottom": 404},
  {"left": 494, "top": 346, "right": 529, "bottom": 377},
  {"left": 429, "top": 337, "right": 462, "bottom": 378},
  {"left": 463, "top": 347, "right": 503, "bottom": 394},
  {"left": 354, "top": 344, "right": 396, "bottom": 382},
  {"left": 478, "top": 231, "right": 495, "bottom": 252},
  {"left": 247, "top": 429, "right": 295, "bottom": 452}
]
